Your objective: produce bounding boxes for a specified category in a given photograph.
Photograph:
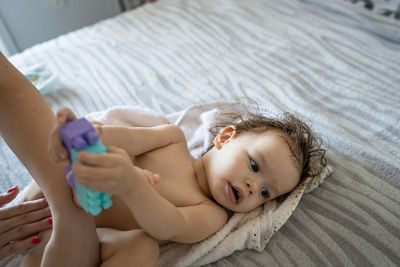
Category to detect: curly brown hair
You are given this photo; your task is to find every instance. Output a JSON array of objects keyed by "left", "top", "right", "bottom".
[{"left": 206, "top": 103, "right": 327, "bottom": 183}]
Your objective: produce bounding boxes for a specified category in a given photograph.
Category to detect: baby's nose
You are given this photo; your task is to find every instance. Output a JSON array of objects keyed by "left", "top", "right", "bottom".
[{"left": 245, "top": 179, "right": 259, "bottom": 195}]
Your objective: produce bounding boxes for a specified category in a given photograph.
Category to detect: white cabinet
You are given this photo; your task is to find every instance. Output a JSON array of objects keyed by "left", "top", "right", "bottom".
[{"left": 0, "top": 0, "right": 128, "bottom": 56}]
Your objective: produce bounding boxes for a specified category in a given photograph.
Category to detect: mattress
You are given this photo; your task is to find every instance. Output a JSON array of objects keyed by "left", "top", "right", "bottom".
[{"left": 1, "top": 0, "right": 399, "bottom": 266}]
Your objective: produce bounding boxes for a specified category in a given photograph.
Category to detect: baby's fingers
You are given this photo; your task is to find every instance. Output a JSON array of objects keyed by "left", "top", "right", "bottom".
[
  {"left": 77, "top": 145, "right": 130, "bottom": 167},
  {"left": 76, "top": 152, "right": 117, "bottom": 168},
  {"left": 107, "top": 145, "right": 130, "bottom": 157},
  {"left": 73, "top": 164, "right": 114, "bottom": 182},
  {"left": 56, "top": 107, "right": 77, "bottom": 125},
  {"left": 140, "top": 169, "right": 161, "bottom": 186},
  {"left": 73, "top": 166, "right": 116, "bottom": 193},
  {"left": 152, "top": 174, "right": 161, "bottom": 185}
]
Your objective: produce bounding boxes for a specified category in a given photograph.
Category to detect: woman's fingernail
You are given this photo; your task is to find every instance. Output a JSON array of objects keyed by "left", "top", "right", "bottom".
[
  {"left": 48, "top": 217, "right": 53, "bottom": 225},
  {"left": 7, "top": 186, "right": 17, "bottom": 193},
  {"left": 32, "top": 236, "right": 41, "bottom": 245}
]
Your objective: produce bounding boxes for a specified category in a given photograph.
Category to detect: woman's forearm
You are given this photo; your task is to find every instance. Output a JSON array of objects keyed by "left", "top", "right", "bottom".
[
  {"left": 0, "top": 53, "right": 70, "bottom": 205},
  {"left": 0, "top": 53, "right": 100, "bottom": 267}
]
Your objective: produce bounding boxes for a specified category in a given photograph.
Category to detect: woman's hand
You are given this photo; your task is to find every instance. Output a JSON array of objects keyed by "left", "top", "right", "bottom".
[
  {"left": 0, "top": 186, "right": 52, "bottom": 260},
  {"left": 73, "top": 146, "right": 160, "bottom": 197}
]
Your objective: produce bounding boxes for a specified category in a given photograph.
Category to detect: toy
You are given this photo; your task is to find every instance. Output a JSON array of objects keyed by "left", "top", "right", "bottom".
[{"left": 60, "top": 118, "right": 113, "bottom": 216}]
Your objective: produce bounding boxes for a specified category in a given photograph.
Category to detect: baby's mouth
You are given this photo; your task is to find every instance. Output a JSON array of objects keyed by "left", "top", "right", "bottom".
[
  {"left": 228, "top": 183, "right": 241, "bottom": 204},
  {"left": 232, "top": 186, "right": 240, "bottom": 202}
]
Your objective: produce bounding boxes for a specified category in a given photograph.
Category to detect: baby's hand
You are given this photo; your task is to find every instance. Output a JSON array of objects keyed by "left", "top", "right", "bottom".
[
  {"left": 138, "top": 168, "right": 161, "bottom": 186},
  {"left": 72, "top": 146, "right": 160, "bottom": 197},
  {"left": 48, "top": 107, "right": 78, "bottom": 165},
  {"left": 71, "top": 165, "right": 159, "bottom": 209}
]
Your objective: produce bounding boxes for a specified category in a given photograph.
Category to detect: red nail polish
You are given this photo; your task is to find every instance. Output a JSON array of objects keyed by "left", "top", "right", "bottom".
[
  {"left": 7, "top": 186, "right": 17, "bottom": 193},
  {"left": 32, "top": 236, "right": 41, "bottom": 244},
  {"left": 48, "top": 217, "right": 53, "bottom": 225}
]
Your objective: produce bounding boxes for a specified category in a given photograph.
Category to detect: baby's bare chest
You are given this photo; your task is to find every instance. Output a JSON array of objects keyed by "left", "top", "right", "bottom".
[{"left": 135, "top": 143, "right": 205, "bottom": 206}]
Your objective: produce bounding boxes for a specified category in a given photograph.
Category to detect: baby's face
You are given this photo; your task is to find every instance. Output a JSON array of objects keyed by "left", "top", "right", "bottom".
[{"left": 204, "top": 129, "right": 300, "bottom": 212}]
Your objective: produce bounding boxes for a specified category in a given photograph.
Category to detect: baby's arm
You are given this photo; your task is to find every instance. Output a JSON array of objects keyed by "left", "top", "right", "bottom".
[
  {"left": 124, "top": 187, "right": 229, "bottom": 243},
  {"left": 50, "top": 107, "right": 183, "bottom": 162},
  {"left": 97, "top": 124, "right": 185, "bottom": 157}
]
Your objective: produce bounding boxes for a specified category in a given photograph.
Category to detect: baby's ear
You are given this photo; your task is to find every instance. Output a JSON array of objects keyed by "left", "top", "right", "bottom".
[{"left": 214, "top": 126, "right": 237, "bottom": 149}]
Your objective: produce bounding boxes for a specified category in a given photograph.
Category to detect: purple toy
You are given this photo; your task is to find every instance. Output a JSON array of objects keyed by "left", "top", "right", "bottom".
[{"left": 60, "top": 118, "right": 99, "bottom": 150}]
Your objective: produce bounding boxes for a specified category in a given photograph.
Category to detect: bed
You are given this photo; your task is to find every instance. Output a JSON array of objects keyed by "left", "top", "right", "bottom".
[{"left": 1, "top": 0, "right": 399, "bottom": 266}]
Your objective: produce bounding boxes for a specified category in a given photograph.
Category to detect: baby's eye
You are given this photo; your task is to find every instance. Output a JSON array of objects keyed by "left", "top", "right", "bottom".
[
  {"left": 250, "top": 159, "right": 259, "bottom": 173},
  {"left": 260, "top": 187, "right": 269, "bottom": 198}
]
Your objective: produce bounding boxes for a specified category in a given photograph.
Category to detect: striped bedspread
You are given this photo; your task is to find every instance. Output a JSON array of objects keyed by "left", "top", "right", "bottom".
[{"left": 1, "top": 0, "right": 399, "bottom": 266}]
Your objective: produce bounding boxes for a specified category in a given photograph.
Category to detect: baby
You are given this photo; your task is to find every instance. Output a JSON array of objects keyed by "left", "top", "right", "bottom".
[{"left": 22, "top": 104, "right": 326, "bottom": 266}]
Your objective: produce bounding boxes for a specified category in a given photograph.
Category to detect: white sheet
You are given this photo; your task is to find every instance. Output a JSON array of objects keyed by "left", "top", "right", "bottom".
[{"left": 2, "top": 0, "right": 399, "bottom": 265}]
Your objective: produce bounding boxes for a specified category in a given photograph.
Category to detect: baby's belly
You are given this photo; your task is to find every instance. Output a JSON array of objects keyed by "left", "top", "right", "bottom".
[
  {"left": 92, "top": 144, "right": 197, "bottom": 230},
  {"left": 93, "top": 195, "right": 139, "bottom": 230}
]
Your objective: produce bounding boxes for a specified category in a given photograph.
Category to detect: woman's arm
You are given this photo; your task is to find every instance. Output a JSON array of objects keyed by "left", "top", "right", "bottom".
[{"left": 0, "top": 53, "right": 99, "bottom": 267}]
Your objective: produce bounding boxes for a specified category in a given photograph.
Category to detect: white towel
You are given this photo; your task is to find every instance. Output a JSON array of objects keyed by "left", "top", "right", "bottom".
[{"left": 3, "top": 102, "right": 332, "bottom": 267}]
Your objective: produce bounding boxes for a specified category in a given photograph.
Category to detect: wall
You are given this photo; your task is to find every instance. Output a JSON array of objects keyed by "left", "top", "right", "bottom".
[{"left": 0, "top": 0, "right": 121, "bottom": 56}]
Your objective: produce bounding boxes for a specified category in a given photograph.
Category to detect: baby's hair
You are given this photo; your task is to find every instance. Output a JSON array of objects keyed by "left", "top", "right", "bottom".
[{"left": 207, "top": 102, "right": 327, "bottom": 184}]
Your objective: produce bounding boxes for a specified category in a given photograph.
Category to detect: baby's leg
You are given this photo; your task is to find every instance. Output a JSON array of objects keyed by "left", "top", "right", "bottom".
[
  {"left": 98, "top": 228, "right": 160, "bottom": 267},
  {"left": 0, "top": 53, "right": 99, "bottom": 266},
  {"left": 23, "top": 181, "right": 45, "bottom": 201}
]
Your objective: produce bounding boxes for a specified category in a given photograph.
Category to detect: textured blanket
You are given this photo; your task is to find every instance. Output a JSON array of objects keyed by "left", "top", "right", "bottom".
[{"left": 1, "top": 0, "right": 399, "bottom": 266}]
